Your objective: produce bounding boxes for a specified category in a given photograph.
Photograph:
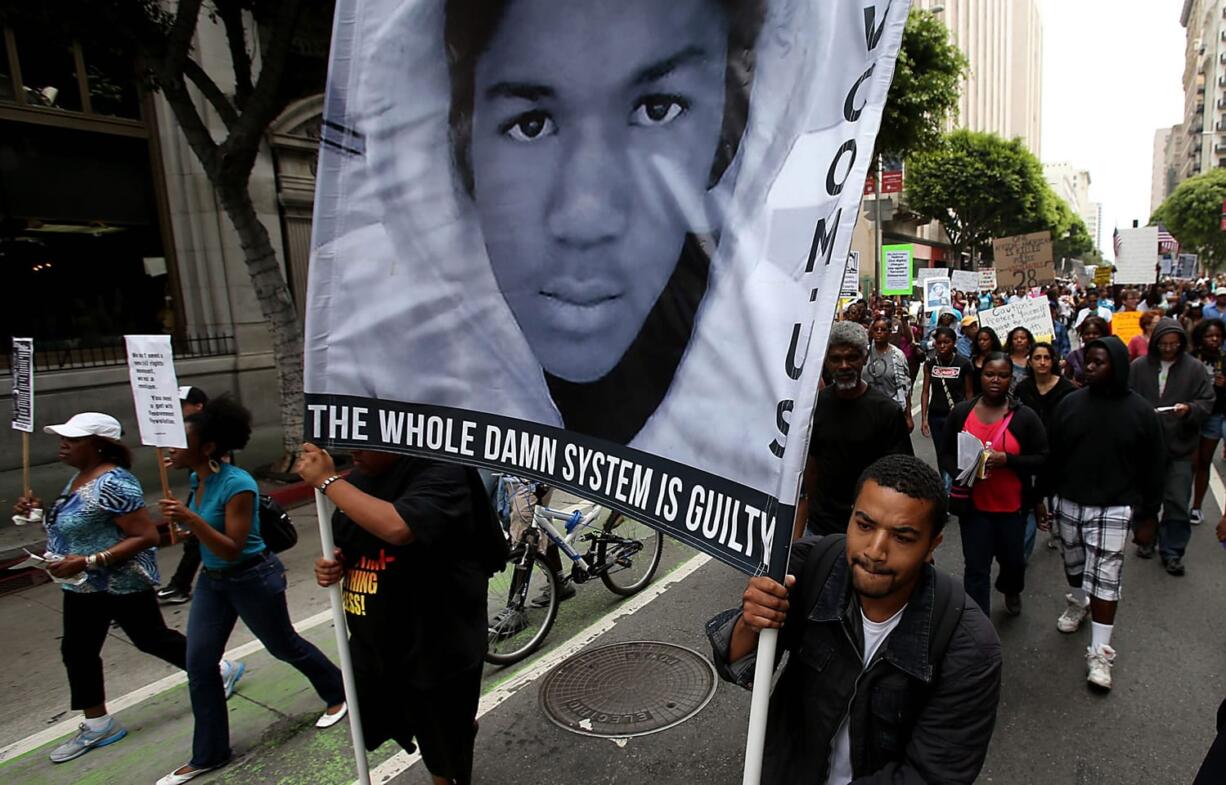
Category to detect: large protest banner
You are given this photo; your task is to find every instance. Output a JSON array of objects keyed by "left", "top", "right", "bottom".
[
  {"left": 305, "top": 0, "right": 911, "bottom": 582},
  {"left": 978, "top": 299, "right": 1056, "bottom": 344},
  {"left": 993, "top": 231, "right": 1055, "bottom": 289}
]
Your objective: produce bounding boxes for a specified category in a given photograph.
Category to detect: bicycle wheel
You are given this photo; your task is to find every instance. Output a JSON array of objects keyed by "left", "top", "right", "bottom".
[
  {"left": 485, "top": 547, "right": 560, "bottom": 666},
  {"left": 598, "top": 513, "right": 664, "bottom": 597}
]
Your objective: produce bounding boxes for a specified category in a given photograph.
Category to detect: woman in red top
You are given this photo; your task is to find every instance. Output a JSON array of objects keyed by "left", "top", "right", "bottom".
[{"left": 937, "top": 353, "right": 1049, "bottom": 618}]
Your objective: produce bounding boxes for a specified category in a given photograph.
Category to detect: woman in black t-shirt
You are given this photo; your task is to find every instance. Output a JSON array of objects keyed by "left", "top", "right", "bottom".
[
  {"left": 922, "top": 326, "right": 974, "bottom": 454},
  {"left": 302, "top": 444, "right": 487, "bottom": 785}
]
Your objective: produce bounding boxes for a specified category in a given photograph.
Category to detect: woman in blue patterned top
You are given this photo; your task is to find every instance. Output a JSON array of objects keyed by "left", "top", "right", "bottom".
[
  {"left": 157, "top": 397, "right": 344, "bottom": 785},
  {"left": 14, "top": 412, "right": 241, "bottom": 766}
]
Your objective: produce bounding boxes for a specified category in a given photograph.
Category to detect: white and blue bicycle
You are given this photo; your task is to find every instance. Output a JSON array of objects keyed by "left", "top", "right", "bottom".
[{"left": 485, "top": 478, "right": 663, "bottom": 666}]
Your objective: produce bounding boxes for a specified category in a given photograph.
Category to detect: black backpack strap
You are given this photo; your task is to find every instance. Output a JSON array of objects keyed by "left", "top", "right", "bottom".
[{"left": 928, "top": 569, "right": 966, "bottom": 677}]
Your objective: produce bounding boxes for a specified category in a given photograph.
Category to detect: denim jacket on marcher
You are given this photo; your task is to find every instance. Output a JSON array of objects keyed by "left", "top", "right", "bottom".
[{"left": 706, "top": 536, "right": 1002, "bottom": 785}]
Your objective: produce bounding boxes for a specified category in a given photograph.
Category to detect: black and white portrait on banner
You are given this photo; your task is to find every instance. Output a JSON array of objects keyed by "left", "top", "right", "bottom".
[{"left": 305, "top": 0, "right": 910, "bottom": 576}]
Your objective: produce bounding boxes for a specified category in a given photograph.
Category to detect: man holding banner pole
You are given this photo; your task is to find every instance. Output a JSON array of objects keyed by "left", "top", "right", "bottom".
[
  {"left": 709, "top": 455, "right": 1002, "bottom": 784},
  {"left": 302, "top": 1, "right": 919, "bottom": 783}
]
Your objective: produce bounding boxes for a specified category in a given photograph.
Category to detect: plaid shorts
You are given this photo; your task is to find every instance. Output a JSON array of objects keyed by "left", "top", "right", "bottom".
[{"left": 1053, "top": 497, "right": 1133, "bottom": 602}]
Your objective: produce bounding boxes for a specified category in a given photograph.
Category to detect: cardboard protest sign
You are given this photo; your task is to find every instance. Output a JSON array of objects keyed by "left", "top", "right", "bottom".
[
  {"left": 11, "top": 338, "right": 33, "bottom": 433},
  {"left": 1112, "top": 311, "right": 1144, "bottom": 345},
  {"left": 304, "top": 0, "right": 911, "bottom": 579},
  {"left": 914, "top": 266, "right": 950, "bottom": 287},
  {"left": 1113, "top": 226, "right": 1158, "bottom": 285},
  {"left": 950, "top": 270, "right": 979, "bottom": 293},
  {"left": 978, "top": 269, "right": 998, "bottom": 292},
  {"left": 977, "top": 299, "right": 1056, "bottom": 345},
  {"left": 881, "top": 245, "right": 914, "bottom": 297},
  {"left": 124, "top": 335, "right": 186, "bottom": 449},
  {"left": 924, "top": 277, "right": 951, "bottom": 311},
  {"left": 993, "top": 231, "right": 1055, "bottom": 289},
  {"left": 1094, "top": 265, "right": 1112, "bottom": 287},
  {"left": 841, "top": 252, "right": 860, "bottom": 298}
]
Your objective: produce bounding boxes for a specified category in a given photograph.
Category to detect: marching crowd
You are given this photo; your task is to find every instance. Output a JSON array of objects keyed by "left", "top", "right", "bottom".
[
  {"left": 17, "top": 387, "right": 492, "bottom": 785},
  {"left": 18, "top": 276, "right": 1226, "bottom": 785},
  {"left": 710, "top": 274, "right": 1226, "bottom": 784}
]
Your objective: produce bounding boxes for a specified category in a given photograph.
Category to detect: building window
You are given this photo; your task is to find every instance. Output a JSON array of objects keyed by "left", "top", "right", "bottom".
[{"left": 1, "top": 26, "right": 142, "bottom": 123}]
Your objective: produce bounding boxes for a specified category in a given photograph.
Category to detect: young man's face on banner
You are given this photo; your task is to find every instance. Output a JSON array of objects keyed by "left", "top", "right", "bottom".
[{"left": 466, "top": 0, "right": 730, "bottom": 383}]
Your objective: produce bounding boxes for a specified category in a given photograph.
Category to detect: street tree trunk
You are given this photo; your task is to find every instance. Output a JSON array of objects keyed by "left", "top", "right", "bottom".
[
  {"left": 147, "top": 0, "right": 307, "bottom": 473},
  {"left": 215, "top": 183, "right": 304, "bottom": 468}
]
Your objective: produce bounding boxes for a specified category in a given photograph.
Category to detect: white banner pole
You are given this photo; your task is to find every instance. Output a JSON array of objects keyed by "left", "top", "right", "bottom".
[
  {"left": 315, "top": 489, "right": 370, "bottom": 785},
  {"left": 740, "top": 627, "right": 779, "bottom": 785}
]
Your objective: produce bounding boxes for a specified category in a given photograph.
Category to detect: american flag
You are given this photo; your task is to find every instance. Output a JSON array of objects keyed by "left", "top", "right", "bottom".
[
  {"left": 1113, "top": 228, "right": 1122, "bottom": 258},
  {"left": 1157, "top": 224, "right": 1180, "bottom": 254}
]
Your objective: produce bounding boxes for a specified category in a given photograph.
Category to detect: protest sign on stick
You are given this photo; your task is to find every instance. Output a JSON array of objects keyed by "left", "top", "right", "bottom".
[
  {"left": 993, "top": 231, "right": 1056, "bottom": 289},
  {"left": 978, "top": 269, "right": 998, "bottom": 292},
  {"left": 950, "top": 270, "right": 979, "bottom": 293},
  {"left": 12, "top": 337, "right": 33, "bottom": 480},
  {"left": 977, "top": 300, "right": 1056, "bottom": 344},
  {"left": 305, "top": 3, "right": 911, "bottom": 783},
  {"left": 124, "top": 335, "right": 187, "bottom": 541},
  {"left": 1112, "top": 311, "right": 1144, "bottom": 345},
  {"left": 12, "top": 338, "right": 35, "bottom": 524}
]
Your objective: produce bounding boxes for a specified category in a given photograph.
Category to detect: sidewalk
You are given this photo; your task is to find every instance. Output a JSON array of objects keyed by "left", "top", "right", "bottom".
[{"left": 0, "top": 501, "right": 702, "bottom": 785}]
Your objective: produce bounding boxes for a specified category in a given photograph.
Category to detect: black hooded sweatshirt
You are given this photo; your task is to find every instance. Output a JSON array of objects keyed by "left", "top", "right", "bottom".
[
  {"left": 1128, "top": 318, "right": 1215, "bottom": 460},
  {"left": 1040, "top": 336, "right": 1165, "bottom": 518}
]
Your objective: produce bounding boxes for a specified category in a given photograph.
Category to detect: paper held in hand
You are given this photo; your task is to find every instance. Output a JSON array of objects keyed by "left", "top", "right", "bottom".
[
  {"left": 955, "top": 432, "right": 992, "bottom": 486},
  {"left": 15, "top": 549, "right": 88, "bottom": 586}
]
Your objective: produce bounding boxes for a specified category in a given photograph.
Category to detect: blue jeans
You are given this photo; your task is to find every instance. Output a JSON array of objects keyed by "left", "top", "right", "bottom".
[
  {"left": 1023, "top": 510, "right": 1038, "bottom": 564},
  {"left": 186, "top": 551, "right": 344, "bottom": 768},
  {"left": 1159, "top": 459, "right": 1194, "bottom": 562},
  {"left": 959, "top": 508, "right": 1027, "bottom": 616}
]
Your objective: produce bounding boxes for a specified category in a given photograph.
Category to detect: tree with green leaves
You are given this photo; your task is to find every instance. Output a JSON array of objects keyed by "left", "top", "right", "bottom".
[
  {"left": 2, "top": 0, "right": 332, "bottom": 470},
  {"left": 1152, "top": 168, "right": 1226, "bottom": 269},
  {"left": 905, "top": 130, "right": 1055, "bottom": 265},
  {"left": 876, "top": 8, "right": 969, "bottom": 163},
  {"left": 1048, "top": 199, "right": 1094, "bottom": 262}
]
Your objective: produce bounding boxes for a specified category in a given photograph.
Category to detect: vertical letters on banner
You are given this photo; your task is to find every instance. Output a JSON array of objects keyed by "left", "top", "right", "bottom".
[
  {"left": 11, "top": 338, "right": 33, "bottom": 433},
  {"left": 124, "top": 335, "right": 187, "bottom": 449},
  {"left": 303, "top": 1, "right": 911, "bottom": 579}
]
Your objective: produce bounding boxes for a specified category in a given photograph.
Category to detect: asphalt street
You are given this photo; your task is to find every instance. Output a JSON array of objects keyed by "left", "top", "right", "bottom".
[{"left": 1, "top": 428, "right": 1224, "bottom": 785}]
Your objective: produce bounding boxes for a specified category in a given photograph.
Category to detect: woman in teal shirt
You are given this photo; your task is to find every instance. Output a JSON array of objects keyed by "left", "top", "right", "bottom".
[{"left": 157, "top": 397, "right": 345, "bottom": 785}]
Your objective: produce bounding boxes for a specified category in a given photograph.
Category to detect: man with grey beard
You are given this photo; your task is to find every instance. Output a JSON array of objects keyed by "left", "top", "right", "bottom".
[{"left": 802, "top": 321, "right": 914, "bottom": 537}]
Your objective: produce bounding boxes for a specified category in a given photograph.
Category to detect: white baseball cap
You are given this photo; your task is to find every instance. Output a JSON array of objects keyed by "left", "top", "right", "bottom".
[
  {"left": 1215, "top": 287, "right": 1226, "bottom": 297},
  {"left": 44, "top": 412, "right": 123, "bottom": 442}
]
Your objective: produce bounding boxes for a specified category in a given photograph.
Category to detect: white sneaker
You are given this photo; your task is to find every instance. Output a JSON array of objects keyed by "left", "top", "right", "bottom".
[
  {"left": 1191, "top": 509, "right": 1204, "bottom": 526},
  {"left": 1056, "top": 593, "right": 1089, "bottom": 633},
  {"left": 1086, "top": 644, "right": 1116, "bottom": 690}
]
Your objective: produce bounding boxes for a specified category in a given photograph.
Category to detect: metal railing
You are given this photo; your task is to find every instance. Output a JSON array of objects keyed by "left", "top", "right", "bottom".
[{"left": 1, "top": 332, "right": 235, "bottom": 372}]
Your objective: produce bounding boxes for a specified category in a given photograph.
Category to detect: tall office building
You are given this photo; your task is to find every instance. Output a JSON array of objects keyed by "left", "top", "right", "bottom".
[
  {"left": 1177, "top": 0, "right": 1226, "bottom": 184},
  {"left": 912, "top": 0, "right": 1044, "bottom": 156},
  {"left": 1044, "top": 163, "right": 1102, "bottom": 253},
  {"left": 1152, "top": 126, "right": 1182, "bottom": 213}
]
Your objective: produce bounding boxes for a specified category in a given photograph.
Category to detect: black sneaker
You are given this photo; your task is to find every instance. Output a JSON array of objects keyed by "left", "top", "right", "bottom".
[
  {"left": 1164, "top": 557, "right": 1186, "bottom": 576},
  {"left": 1135, "top": 543, "right": 1155, "bottom": 560},
  {"left": 156, "top": 587, "right": 191, "bottom": 605},
  {"left": 1004, "top": 593, "right": 1022, "bottom": 617}
]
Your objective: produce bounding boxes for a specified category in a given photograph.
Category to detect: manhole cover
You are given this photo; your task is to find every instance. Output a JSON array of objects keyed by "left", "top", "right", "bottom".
[{"left": 538, "top": 641, "right": 717, "bottom": 738}]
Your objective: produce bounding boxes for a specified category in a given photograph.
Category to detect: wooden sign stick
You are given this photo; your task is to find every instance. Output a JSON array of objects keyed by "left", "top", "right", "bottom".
[
  {"left": 157, "top": 447, "right": 177, "bottom": 545},
  {"left": 21, "top": 431, "right": 30, "bottom": 498}
]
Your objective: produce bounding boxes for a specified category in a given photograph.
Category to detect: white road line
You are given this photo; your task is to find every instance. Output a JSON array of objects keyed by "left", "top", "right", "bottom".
[
  {"left": 0, "top": 608, "right": 335, "bottom": 764},
  {"left": 1209, "top": 464, "right": 1225, "bottom": 514},
  {"left": 360, "top": 551, "right": 713, "bottom": 785}
]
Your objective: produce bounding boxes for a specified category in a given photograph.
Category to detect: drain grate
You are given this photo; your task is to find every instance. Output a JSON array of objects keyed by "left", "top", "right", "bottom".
[{"left": 538, "top": 641, "right": 718, "bottom": 738}]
